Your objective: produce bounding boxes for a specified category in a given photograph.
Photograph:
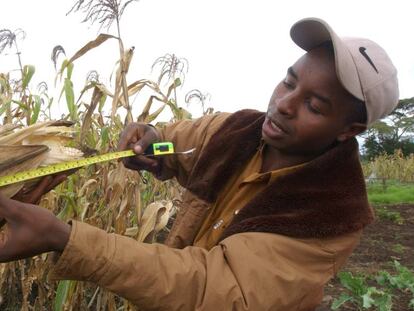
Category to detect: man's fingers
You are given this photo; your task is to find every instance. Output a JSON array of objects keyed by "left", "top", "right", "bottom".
[
  {"left": 118, "top": 123, "right": 143, "bottom": 151},
  {"left": 45, "top": 174, "right": 68, "bottom": 193},
  {"left": 26, "top": 176, "right": 54, "bottom": 204},
  {"left": 122, "top": 155, "right": 158, "bottom": 171},
  {"left": 0, "top": 193, "right": 21, "bottom": 220},
  {"left": 134, "top": 126, "right": 159, "bottom": 155}
]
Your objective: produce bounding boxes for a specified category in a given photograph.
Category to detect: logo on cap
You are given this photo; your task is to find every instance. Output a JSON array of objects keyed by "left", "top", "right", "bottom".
[{"left": 359, "top": 47, "right": 379, "bottom": 74}]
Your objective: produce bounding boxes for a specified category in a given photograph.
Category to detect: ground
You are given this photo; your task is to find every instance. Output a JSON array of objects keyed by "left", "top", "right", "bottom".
[{"left": 316, "top": 204, "right": 414, "bottom": 310}]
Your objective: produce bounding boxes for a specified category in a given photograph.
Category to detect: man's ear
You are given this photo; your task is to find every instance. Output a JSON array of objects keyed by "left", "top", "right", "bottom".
[{"left": 337, "top": 122, "right": 367, "bottom": 142}]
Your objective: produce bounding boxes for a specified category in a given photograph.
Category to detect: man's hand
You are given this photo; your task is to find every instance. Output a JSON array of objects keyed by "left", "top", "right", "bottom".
[
  {"left": 0, "top": 173, "right": 74, "bottom": 229},
  {"left": 0, "top": 194, "right": 71, "bottom": 262},
  {"left": 118, "top": 123, "right": 161, "bottom": 174},
  {"left": 13, "top": 174, "right": 70, "bottom": 205}
]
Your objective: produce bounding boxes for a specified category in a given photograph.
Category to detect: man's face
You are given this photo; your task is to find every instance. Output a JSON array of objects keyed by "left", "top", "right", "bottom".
[{"left": 262, "top": 46, "right": 359, "bottom": 157}]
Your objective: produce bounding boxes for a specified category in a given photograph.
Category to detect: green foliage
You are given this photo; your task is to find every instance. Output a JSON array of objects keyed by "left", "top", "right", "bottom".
[
  {"left": 332, "top": 262, "right": 414, "bottom": 310},
  {"left": 376, "top": 261, "right": 414, "bottom": 308},
  {"left": 367, "top": 181, "right": 414, "bottom": 205},
  {"left": 362, "top": 97, "right": 414, "bottom": 160},
  {"left": 30, "top": 95, "right": 41, "bottom": 124},
  {"left": 391, "top": 244, "right": 405, "bottom": 254},
  {"left": 375, "top": 206, "right": 404, "bottom": 224},
  {"left": 332, "top": 272, "right": 393, "bottom": 311},
  {"left": 22, "top": 65, "right": 35, "bottom": 89},
  {"left": 54, "top": 280, "right": 72, "bottom": 311}
]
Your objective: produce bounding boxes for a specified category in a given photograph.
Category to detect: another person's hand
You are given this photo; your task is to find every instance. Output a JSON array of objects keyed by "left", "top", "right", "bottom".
[
  {"left": 0, "top": 173, "right": 73, "bottom": 229},
  {"left": 12, "top": 173, "right": 70, "bottom": 205},
  {"left": 118, "top": 123, "right": 161, "bottom": 174},
  {"left": 0, "top": 194, "right": 71, "bottom": 262}
]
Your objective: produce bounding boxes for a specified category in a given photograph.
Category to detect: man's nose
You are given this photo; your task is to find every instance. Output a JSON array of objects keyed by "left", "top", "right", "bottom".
[{"left": 275, "top": 92, "right": 298, "bottom": 118}]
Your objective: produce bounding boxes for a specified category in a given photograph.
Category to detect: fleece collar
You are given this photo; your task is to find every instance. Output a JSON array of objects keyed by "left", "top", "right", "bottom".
[{"left": 186, "top": 109, "right": 373, "bottom": 240}]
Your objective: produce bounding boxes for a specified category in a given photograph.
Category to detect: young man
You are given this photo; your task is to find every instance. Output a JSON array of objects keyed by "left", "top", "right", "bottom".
[{"left": 0, "top": 17, "right": 399, "bottom": 310}]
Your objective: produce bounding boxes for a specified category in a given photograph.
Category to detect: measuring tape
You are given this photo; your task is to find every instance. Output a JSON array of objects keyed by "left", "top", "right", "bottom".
[{"left": 0, "top": 142, "right": 174, "bottom": 187}]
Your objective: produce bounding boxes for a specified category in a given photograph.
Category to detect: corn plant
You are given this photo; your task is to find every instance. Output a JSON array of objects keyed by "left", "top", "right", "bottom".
[
  {"left": 67, "top": 0, "right": 140, "bottom": 124},
  {"left": 0, "top": 3, "right": 204, "bottom": 310},
  {"left": 185, "top": 89, "right": 213, "bottom": 116},
  {"left": 362, "top": 150, "right": 414, "bottom": 189}
]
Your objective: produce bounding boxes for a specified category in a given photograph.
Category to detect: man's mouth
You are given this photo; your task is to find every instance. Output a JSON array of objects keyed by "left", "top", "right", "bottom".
[
  {"left": 266, "top": 116, "right": 288, "bottom": 134},
  {"left": 262, "top": 115, "right": 289, "bottom": 140}
]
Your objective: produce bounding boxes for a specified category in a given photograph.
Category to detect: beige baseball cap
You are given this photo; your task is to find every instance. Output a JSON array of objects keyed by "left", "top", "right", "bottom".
[{"left": 290, "top": 17, "right": 399, "bottom": 125}]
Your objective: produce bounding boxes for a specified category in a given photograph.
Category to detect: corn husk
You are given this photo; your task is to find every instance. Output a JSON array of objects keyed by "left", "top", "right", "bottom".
[
  {"left": 0, "top": 121, "right": 83, "bottom": 198},
  {"left": 0, "top": 145, "right": 49, "bottom": 198}
]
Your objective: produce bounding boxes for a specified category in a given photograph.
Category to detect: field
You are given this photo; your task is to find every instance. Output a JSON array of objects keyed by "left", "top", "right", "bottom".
[
  {"left": 1, "top": 1, "right": 413, "bottom": 309},
  {"left": 317, "top": 187, "right": 414, "bottom": 311}
]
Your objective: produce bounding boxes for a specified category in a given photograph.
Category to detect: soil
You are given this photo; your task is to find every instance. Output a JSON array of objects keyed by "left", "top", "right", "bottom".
[{"left": 316, "top": 204, "right": 414, "bottom": 311}]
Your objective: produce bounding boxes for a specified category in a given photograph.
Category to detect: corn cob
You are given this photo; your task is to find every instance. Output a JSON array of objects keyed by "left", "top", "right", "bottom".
[{"left": 0, "top": 121, "right": 84, "bottom": 198}]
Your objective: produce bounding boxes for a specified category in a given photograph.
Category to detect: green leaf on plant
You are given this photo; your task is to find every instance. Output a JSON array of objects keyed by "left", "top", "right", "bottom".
[
  {"left": 64, "top": 78, "right": 77, "bottom": 121},
  {"left": 30, "top": 95, "right": 41, "bottom": 124},
  {"left": 54, "top": 280, "right": 71, "bottom": 311},
  {"left": 22, "top": 65, "right": 35, "bottom": 89},
  {"left": 331, "top": 293, "right": 353, "bottom": 309}
]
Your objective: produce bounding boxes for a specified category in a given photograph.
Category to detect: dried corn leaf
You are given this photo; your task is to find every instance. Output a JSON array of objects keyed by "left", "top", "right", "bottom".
[
  {"left": 137, "top": 200, "right": 173, "bottom": 243},
  {"left": 79, "top": 179, "right": 98, "bottom": 198},
  {"left": 0, "top": 124, "right": 19, "bottom": 137},
  {"left": 29, "top": 125, "right": 76, "bottom": 136},
  {"left": 125, "top": 226, "right": 139, "bottom": 237},
  {"left": 67, "top": 34, "right": 118, "bottom": 67},
  {"left": 147, "top": 104, "right": 167, "bottom": 123},
  {"left": 0, "top": 121, "right": 54, "bottom": 145},
  {"left": 0, "top": 145, "right": 49, "bottom": 198},
  {"left": 80, "top": 86, "right": 103, "bottom": 145},
  {"left": 135, "top": 185, "right": 142, "bottom": 224}
]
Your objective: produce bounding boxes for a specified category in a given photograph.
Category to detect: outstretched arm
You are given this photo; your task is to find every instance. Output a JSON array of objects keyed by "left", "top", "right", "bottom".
[
  {"left": 0, "top": 193, "right": 358, "bottom": 310},
  {"left": 0, "top": 175, "right": 71, "bottom": 261},
  {"left": 48, "top": 220, "right": 344, "bottom": 311}
]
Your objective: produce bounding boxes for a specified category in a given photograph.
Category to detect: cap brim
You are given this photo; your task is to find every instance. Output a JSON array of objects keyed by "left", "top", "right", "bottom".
[{"left": 290, "top": 18, "right": 364, "bottom": 101}]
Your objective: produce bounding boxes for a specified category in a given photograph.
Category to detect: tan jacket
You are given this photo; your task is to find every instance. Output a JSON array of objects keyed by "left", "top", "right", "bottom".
[{"left": 50, "top": 113, "right": 363, "bottom": 310}]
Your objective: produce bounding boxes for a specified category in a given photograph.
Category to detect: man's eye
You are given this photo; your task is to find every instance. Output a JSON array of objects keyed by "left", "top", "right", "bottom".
[
  {"left": 306, "top": 101, "right": 321, "bottom": 114},
  {"left": 283, "top": 81, "right": 294, "bottom": 89}
]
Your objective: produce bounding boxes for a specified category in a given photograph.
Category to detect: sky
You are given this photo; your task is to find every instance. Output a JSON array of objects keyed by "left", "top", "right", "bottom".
[{"left": 0, "top": 0, "right": 413, "bottom": 121}]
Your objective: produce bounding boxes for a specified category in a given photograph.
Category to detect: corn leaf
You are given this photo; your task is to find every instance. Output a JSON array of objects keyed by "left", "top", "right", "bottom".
[
  {"left": 0, "top": 121, "right": 53, "bottom": 145},
  {"left": 22, "top": 65, "right": 35, "bottom": 89},
  {"left": 80, "top": 86, "right": 103, "bottom": 145},
  {"left": 66, "top": 34, "right": 117, "bottom": 71},
  {"left": 54, "top": 280, "right": 72, "bottom": 311},
  {"left": 166, "top": 78, "right": 181, "bottom": 99},
  {"left": 66, "top": 62, "right": 74, "bottom": 80},
  {"left": 30, "top": 95, "right": 41, "bottom": 125},
  {"left": 147, "top": 103, "right": 166, "bottom": 123},
  {"left": 64, "top": 78, "right": 77, "bottom": 121},
  {"left": 137, "top": 200, "right": 173, "bottom": 242}
]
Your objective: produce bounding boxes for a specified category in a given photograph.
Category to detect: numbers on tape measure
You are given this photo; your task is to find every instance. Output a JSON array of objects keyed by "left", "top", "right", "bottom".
[{"left": 0, "top": 142, "right": 175, "bottom": 187}]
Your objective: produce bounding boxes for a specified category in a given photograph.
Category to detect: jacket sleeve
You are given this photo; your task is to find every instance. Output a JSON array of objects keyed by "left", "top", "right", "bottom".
[
  {"left": 154, "top": 113, "right": 230, "bottom": 187},
  {"left": 49, "top": 221, "right": 361, "bottom": 311}
]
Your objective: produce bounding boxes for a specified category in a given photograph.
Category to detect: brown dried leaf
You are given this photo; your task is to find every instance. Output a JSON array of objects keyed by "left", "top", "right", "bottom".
[
  {"left": 67, "top": 34, "right": 117, "bottom": 66},
  {"left": 0, "top": 145, "right": 49, "bottom": 198},
  {"left": 80, "top": 86, "right": 104, "bottom": 144},
  {"left": 137, "top": 200, "right": 173, "bottom": 243},
  {"left": 0, "top": 121, "right": 54, "bottom": 145}
]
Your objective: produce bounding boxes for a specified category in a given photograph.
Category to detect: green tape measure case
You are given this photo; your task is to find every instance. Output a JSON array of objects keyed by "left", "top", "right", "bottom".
[{"left": 144, "top": 142, "right": 174, "bottom": 156}]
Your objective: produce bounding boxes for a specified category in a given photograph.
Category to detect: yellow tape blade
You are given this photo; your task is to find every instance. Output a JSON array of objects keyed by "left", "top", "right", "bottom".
[{"left": 0, "top": 149, "right": 135, "bottom": 187}]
